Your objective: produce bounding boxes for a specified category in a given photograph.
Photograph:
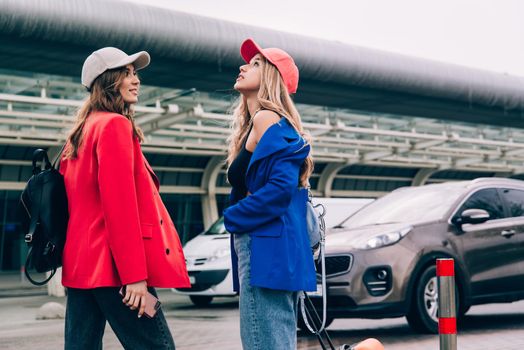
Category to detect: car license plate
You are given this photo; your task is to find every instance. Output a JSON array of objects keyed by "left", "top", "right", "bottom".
[
  {"left": 189, "top": 276, "right": 196, "bottom": 284},
  {"left": 307, "top": 284, "right": 322, "bottom": 297}
]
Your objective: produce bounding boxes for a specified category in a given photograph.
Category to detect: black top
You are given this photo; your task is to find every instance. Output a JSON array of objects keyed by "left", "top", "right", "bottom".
[{"left": 227, "top": 143, "right": 253, "bottom": 197}]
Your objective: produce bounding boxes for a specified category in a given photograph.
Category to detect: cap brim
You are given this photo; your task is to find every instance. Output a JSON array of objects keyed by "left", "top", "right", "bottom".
[
  {"left": 110, "top": 51, "right": 151, "bottom": 71},
  {"left": 240, "top": 38, "right": 264, "bottom": 64}
]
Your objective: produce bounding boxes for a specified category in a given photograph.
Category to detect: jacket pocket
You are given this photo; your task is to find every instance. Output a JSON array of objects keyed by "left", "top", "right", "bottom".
[
  {"left": 141, "top": 223, "right": 153, "bottom": 239},
  {"left": 251, "top": 217, "right": 284, "bottom": 238}
]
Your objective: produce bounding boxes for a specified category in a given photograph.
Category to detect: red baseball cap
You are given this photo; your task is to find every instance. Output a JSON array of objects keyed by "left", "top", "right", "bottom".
[{"left": 240, "top": 38, "right": 299, "bottom": 94}]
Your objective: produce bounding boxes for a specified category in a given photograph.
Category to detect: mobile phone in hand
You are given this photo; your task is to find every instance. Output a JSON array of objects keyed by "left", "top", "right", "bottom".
[{"left": 119, "top": 286, "right": 161, "bottom": 318}]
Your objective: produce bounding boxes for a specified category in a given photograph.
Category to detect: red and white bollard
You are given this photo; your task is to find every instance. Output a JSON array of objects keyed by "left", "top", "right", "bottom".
[{"left": 436, "top": 258, "right": 457, "bottom": 350}]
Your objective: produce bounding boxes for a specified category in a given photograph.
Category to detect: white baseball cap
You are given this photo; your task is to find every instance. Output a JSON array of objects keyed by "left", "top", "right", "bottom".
[{"left": 81, "top": 47, "right": 151, "bottom": 89}]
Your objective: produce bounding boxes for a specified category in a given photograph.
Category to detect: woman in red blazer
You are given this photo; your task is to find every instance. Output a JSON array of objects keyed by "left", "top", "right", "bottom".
[{"left": 60, "top": 47, "right": 189, "bottom": 350}]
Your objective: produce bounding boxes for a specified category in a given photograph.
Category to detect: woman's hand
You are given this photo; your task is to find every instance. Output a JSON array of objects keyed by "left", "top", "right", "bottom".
[{"left": 122, "top": 280, "right": 148, "bottom": 318}]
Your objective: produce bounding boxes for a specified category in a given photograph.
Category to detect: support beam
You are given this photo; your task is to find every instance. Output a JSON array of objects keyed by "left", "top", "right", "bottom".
[
  {"left": 411, "top": 139, "right": 448, "bottom": 150},
  {"left": 360, "top": 150, "right": 394, "bottom": 162},
  {"left": 158, "top": 186, "right": 205, "bottom": 194},
  {"left": 137, "top": 104, "right": 189, "bottom": 135},
  {"left": 200, "top": 156, "right": 226, "bottom": 229},
  {"left": 0, "top": 160, "right": 31, "bottom": 166},
  {"left": 0, "top": 181, "right": 25, "bottom": 190},
  {"left": 503, "top": 148, "right": 524, "bottom": 157},
  {"left": 0, "top": 92, "right": 163, "bottom": 114},
  {"left": 0, "top": 138, "right": 61, "bottom": 147},
  {"left": 330, "top": 190, "right": 386, "bottom": 198},
  {"left": 337, "top": 174, "right": 412, "bottom": 181},
  {"left": 453, "top": 156, "right": 485, "bottom": 167}
]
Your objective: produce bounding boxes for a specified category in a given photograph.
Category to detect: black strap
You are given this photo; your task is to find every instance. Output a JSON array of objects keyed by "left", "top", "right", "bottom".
[
  {"left": 303, "top": 294, "right": 356, "bottom": 350},
  {"left": 26, "top": 171, "right": 43, "bottom": 248},
  {"left": 24, "top": 246, "right": 57, "bottom": 286},
  {"left": 24, "top": 173, "right": 52, "bottom": 285},
  {"left": 303, "top": 293, "right": 336, "bottom": 350}
]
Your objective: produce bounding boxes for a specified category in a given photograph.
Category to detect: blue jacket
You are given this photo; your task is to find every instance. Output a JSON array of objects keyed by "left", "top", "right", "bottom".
[{"left": 223, "top": 118, "right": 317, "bottom": 292}]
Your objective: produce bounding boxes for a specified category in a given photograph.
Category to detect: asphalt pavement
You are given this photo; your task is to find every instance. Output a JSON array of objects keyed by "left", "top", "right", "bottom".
[{"left": 1, "top": 272, "right": 523, "bottom": 349}]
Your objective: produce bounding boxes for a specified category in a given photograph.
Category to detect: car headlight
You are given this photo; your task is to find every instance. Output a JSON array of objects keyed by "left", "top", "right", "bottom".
[
  {"left": 209, "top": 247, "right": 231, "bottom": 261},
  {"left": 354, "top": 226, "right": 412, "bottom": 250}
]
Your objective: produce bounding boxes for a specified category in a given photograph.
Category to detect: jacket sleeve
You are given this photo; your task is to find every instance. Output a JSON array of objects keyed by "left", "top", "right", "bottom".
[
  {"left": 97, "top": 116, "right": 148, "bottom": 285},
  {"left": 223, "top": 149, "right": 306, "bottom": 234}
]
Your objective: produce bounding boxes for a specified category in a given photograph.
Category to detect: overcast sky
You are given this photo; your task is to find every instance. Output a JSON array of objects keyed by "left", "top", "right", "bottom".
[{"left": 121, "top": 0, "right": 524, "bottom": 77}]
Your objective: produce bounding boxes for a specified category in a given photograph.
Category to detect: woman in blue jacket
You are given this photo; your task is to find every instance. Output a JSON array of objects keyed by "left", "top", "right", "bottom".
[{"left": 223, "top": 38, "right": 316, "bottom": 349}]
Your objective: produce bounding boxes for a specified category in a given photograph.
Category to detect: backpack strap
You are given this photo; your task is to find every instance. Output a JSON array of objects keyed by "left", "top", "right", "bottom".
[
  {"left": 24, "top": 247, "right": 57, "bottom": 286},
  {"left": 24, "top": 176, "right": 42, "bottom": 247},
  {"left": 300, "top": 189, "right": 328, "bottom": 335}
]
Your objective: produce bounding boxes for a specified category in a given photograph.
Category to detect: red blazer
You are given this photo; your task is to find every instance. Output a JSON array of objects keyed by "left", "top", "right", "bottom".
[{"left": 60, "top": 111, "right": 190, "bottom": 289}]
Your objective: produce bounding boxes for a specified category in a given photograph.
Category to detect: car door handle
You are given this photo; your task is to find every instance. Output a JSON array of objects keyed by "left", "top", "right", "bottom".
[{"left": 500, "top": 229, "right": 516, "bottom": 238}]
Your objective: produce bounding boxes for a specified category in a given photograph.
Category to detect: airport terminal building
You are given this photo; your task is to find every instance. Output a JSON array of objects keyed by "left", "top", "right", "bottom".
[{"left": 1, "top": 0, "right": 524, "bottom": 272}]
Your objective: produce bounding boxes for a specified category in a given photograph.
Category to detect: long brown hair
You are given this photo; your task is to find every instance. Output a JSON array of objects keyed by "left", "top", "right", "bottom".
[
  {"left": 226, "top": 57, "right": 314, "bottom": 187},
  {"left": 64, "top": 67, "right": 144, "bottom": 159}
]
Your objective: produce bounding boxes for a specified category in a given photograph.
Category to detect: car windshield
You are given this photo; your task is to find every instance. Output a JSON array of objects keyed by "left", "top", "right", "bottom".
[
  {"left": 337, "top": 184, "right": 466, "bottom": 229},
  {"left": 203, "top": 217, "right": 227, "bottom": 235}
]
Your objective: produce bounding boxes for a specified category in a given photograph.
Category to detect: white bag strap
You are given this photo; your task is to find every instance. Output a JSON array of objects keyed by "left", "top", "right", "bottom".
[{"left": 299, "top": 191, "right": 327, "bottom": 334}]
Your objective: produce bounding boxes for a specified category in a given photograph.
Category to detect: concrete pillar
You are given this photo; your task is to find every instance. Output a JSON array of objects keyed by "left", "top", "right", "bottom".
[
  {"left": 317, "top": 163, "right": 349, "bottom": 198},
  {"left": 200, "top": 156, "right": 225, "bottom": 229},
  {"left": 412, "top": 168, "right": 437, "bottom": 186}
]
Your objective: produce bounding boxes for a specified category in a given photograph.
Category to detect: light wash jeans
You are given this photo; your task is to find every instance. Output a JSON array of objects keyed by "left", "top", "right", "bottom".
[{"left": 234, "top": 233, "right": 298, "bottom": 350}]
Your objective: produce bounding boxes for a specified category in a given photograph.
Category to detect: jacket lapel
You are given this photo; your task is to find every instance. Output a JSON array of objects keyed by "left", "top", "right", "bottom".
[{"left": 143, "top": 155, "right": 160, "bottom": 190}]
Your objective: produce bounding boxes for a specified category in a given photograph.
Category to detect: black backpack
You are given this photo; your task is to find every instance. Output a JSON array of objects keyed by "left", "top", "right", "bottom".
[{"left": 19, "top": 148, "right": 68, "bottom": 286}]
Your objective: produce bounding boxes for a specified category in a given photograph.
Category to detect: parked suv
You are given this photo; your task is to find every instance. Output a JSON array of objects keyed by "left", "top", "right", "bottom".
[{"left": 313, "top": 178, "right": 524, "bottom": 333}]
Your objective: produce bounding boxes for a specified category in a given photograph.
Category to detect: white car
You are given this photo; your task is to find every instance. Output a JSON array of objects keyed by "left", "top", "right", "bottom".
[
  {"left": 173, "top": 217, "right": 235, "bottom": 306},
  {"left": 173, "top": 197, "right": 374, "bottom": 306},
  {"left": 312, "top": 197, "right": 374, "bottom": 228}
]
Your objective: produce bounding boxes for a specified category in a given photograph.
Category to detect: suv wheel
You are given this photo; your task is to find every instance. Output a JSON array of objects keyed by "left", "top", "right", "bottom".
[
  {"left": 406, "top": 265, "right": 460, "bottom": 334},
  {"left": 189, "top": 295, "right": 213, "bottom": 306}
]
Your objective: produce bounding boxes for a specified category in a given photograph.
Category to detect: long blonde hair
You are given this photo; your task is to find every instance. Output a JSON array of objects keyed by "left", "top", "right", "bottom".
[
  {"left": 64, "top": 67, "right": 144, "bottom": 159},
  {"left": 226, "top": 57, "right": 314, "bottom": 187}
]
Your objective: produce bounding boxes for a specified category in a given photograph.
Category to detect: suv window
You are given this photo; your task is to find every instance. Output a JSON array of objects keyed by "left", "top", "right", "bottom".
[
  {"left": 498, "top": 188, "right": 524, "bottom": 218},
  {"left": 455, "top": 188, "right": 505, "bottom": 220}
]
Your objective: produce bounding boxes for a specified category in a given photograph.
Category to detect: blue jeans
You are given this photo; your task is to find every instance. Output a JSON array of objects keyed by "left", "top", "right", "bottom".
[
  {"left": 65, "top": 287, "right": 175, "bottom": 350},
  {"left": 234, "top": 233, "right": 298, "bottom": 350}
]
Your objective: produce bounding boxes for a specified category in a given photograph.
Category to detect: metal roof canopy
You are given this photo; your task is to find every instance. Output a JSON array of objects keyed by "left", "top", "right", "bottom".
[
  {"left": 2, "top": 71, "right": 524, "bottom": 178},
  {"left": 1, "top": 0, "right": 524, "bottom": 127}
]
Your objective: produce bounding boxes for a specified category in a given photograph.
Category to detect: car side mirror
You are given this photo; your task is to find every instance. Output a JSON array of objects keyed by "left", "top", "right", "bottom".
[{"left": 454, "top": 208, "right": 490, "bottom": 227}]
